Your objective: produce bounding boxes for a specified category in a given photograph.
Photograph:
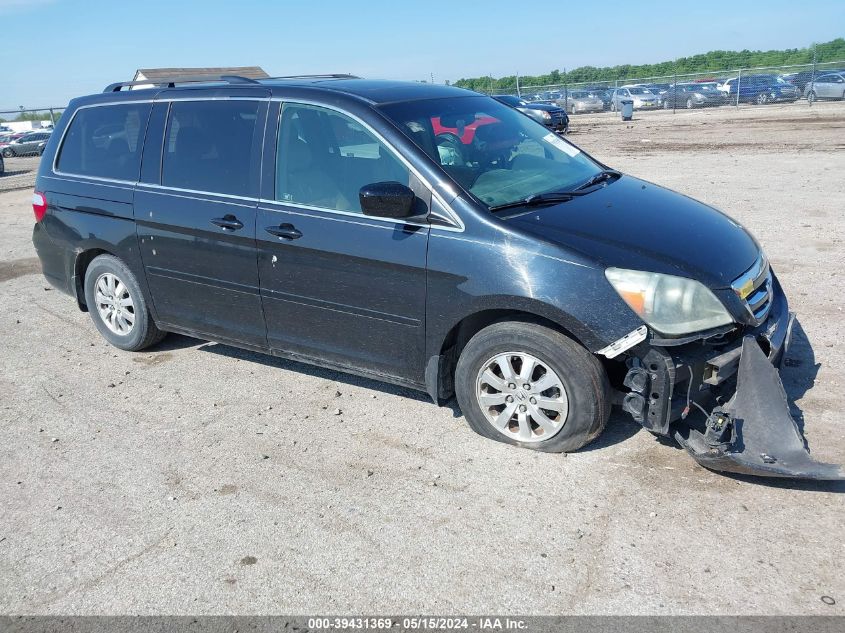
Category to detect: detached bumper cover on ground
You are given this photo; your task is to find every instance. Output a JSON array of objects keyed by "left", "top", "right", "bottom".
[{"left": 675, "top": 336, "right": 844, "bottom": 480}]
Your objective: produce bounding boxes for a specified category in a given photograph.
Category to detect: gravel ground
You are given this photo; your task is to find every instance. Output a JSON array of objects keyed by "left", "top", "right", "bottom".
[
  {"left": 0, "top": 101, "right": 843, "bottom": 616},
  {"left": 0, "top": 155, "right": 40, "bottom": 193}
]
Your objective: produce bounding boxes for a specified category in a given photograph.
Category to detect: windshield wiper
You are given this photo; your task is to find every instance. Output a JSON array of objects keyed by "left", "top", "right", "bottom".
[
  {"left": 574, "top": 169, "right": 622, "bottom": 191},
  {"left": 488, "top": 170, "right": 622, "bottom": 212},
  {"left": 488, "top": 190, "right": 592, "bottom": 212}
]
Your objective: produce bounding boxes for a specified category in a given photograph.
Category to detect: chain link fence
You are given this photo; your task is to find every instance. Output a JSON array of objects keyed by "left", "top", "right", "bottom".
[
  {"left": 1, "top": 107, "right": 65, "bottom": 191},
  {"left": 482, "top": 60, "right": 845, "bottom": 116}
]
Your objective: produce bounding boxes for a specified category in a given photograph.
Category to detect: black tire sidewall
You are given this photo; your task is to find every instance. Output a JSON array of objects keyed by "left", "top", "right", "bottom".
[
  {"left": 83, "top": 255, "right": 157, "bottom": 351},
  {"left": 455, "top": 322, "right": 609, "bottom": 453}
]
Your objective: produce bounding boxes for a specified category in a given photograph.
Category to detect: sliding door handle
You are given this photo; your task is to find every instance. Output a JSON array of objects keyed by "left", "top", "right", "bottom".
[
  {"left": 211, "top": 215, "right": 244, "bottom": 231},
  {"left": 265, "top": 223, "right": 302, "bottom": 240}
]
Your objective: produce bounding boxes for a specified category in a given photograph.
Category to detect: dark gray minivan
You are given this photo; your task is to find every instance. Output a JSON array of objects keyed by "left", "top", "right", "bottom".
[{"left": 31, "top": 75, "right": 841, "bottom": 480}]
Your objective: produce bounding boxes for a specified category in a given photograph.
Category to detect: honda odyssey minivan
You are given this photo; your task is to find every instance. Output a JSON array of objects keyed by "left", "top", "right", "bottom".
[{"left": 31, "top": 74, "right": 842, "bottom": 480}]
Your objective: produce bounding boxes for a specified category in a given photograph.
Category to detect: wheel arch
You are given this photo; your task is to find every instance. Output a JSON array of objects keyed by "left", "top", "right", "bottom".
[
  {"left": 424, "top": 302, "right": 598, "bottom": 404},
  {"left": 73, "top": 247, "right": 116, "bottom": 311}
]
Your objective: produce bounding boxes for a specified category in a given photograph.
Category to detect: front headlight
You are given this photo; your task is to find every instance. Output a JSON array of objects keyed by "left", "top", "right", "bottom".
[
  {"left": 540, "top": 110, "right": 552, "bottom": 120},
  {"left": 605, "top": 268, "right": 733, "bottom": 336}
]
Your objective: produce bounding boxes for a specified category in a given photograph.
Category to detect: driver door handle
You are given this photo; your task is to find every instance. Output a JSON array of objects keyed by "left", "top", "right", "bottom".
[{"left": 265, "top": 223, "right": 302, "bottom": 240}]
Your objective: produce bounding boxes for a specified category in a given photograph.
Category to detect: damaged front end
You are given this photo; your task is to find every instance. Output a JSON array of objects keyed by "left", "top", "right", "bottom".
[{"left": 610, "top": 274, "right": 843, "bottom": 481}]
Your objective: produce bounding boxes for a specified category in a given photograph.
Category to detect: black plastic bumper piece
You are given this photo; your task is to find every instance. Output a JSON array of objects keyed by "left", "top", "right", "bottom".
[{"left": 675, "top": 337, "right": 844, "bottom": 480}]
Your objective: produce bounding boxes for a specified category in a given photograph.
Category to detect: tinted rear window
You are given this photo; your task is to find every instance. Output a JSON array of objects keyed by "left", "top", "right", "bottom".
[
  {"left": 56, "top": 103, "right": 149, "bottom": 181},
  {"left": 162, "top": 100, "right": 259, "bottom": 196}
]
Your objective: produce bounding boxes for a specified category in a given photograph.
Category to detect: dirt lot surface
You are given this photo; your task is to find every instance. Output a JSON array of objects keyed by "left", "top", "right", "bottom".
[
  {"left": 1, "top": 102, "right": 843, "bottom": 616},
  {"left": 0, "top": 155, "right": 41, "bottom": 193}
]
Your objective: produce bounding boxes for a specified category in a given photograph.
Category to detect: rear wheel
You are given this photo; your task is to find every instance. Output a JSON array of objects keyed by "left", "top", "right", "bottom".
[
  {"left": 686, "top": 98, "right": 694, "bottom": 109},
  {"left": 756, "top": 92, "right": 769, "bottom": 105},
  {"left": 83, "top": 254, "right": 166, "bottom": 351},
  {"left": 807, "top": 90, "right": 816, "bottom": 104},
  {"left": 2, "top": 148, "right": 13, "bottom": 158},
  {"left": 610, "top": 101, "right": 617, "bottom": 112},
  {"left": 455, "top": 321, "right": 610, "bottom": 453}
]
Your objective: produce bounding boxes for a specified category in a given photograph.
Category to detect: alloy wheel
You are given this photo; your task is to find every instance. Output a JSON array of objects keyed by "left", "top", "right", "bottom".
[
  {"left": 94, "top": 272, "right": 135, "bottom": 336},
  {"left": 475, "top": 352, "right": 569, "bottom": 443}
]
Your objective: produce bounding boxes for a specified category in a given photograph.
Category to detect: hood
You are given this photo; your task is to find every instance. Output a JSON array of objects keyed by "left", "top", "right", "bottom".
[
  {"left": 505, "top": 175, "right": 760, "bottom": 288},
  {"left": 632, "top": 93, "right": 657, "bottom": 101},
  {"left": 526, "top": 103, "right": 561, "bottom": 112}
]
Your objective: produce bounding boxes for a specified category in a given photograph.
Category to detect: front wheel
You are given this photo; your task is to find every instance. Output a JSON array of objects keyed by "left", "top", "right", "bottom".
[
  {"left": 2, "top": 148, "right": 13, "bottom": 158},
  {"left": 756, "top": 92, "right": 769, "bottom": 105},
  {"left": 610, "top": 101, "right": 617, "bottom": 112},
  {"left": 686, "top": 98, "right": 694, "bottom": 109},
  {"left": 455, "top": 321, "right": 610, "bottom": 453},
  {"left": 807, "top": 91, "right": 816, "bottom": 104},
  {"left": 83, "top": 254, "right": 166, "bottom": 351}
]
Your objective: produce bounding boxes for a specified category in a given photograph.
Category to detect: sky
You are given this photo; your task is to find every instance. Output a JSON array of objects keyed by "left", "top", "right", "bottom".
[{"left": 1, "top": 0, "right": 843, "bottom": 111}]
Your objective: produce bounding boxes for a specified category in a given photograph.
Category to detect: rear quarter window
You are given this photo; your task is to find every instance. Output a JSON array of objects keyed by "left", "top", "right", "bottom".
[{"left": 56, "top": 103, "right": 150, "bottom": 181}]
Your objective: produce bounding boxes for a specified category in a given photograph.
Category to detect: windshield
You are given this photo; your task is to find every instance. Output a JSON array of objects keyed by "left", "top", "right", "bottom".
[
  {"left": 627, "top": 87, "right": 652, "bottom": 95},
  {"left": 379, "top": 96, "right": 602, "bottom": 210}
]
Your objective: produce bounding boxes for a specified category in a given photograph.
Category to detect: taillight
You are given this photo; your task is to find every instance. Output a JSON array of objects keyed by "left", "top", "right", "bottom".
[{"left": 32, "top": 192, "right": 47, "bottom": 222}]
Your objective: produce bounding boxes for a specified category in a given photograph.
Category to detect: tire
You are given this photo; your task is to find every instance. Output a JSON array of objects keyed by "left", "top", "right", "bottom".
[
  {"left": 663, "top": 99, "right": 670, "bottom": 110},
  {"left": 807, "top": 91, "right": 816, "bottom": 104},
  {"left": 37, "top": 145, "right": 45, "bottom": 156},
  {"left": 83, "top": 254, "right": 166, "bottom": 351},
  {"left": 2, "top": 148, "right": 13, "bottom": 158},
  {"left": 455, "top": 321, "right": 610, "bottom": 453},
  {"left": 610, "top": 101, "right": 617, "bottom": 112},
  {"left": 686, "top": 98, "right": 694, "bottom": 109},
  {"left": 756, "top": 92, "right": 769, "bottom": 105}
]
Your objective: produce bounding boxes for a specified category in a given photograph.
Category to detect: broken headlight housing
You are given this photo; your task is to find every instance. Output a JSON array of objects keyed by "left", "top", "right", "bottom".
[{"left": 605, "top": 268, "right": 733, "bottom": 336}]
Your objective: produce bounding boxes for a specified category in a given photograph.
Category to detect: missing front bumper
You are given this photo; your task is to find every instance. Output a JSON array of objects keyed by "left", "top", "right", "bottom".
[{"left": 674, "top": 336, "right": 844, "bottom": 480}]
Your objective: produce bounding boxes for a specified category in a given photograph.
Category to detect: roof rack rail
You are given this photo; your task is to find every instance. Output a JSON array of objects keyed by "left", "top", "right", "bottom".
[
  {"left": 269, "top": 74, "right": 360, "bottom": 80},
  {"left": 103, "top": 74, "right": 260, "bottom": 93}
]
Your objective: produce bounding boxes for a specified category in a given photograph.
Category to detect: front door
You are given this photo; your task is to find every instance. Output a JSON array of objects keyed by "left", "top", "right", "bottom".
[
  {"left": 256, "top": 102, "right": 430, "bottom": 382},
  {"left": 135, "top": 94, "right": 269, "bottom": 347}
]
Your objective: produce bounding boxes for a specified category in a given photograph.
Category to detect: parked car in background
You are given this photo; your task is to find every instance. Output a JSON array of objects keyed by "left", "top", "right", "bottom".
[
  {"left": 493, "top": 95, "right": 569, "bottom": 133},
  {"left": 583, "top": 86, "right": 613, "bottom": 109},
  {"left": 0, "top": 153, "right": 4, "bottom": 175},
  {"left": 641, "top": 83, "right": 671, "bottom": 106},
  {"left": 719, "top": 74, "right": 800, "bottom": 104},
  {"left": 1, "top": 130, "right": 51, "bottom": 157},
  {"left": 0, "top": 125, "right": 12, "bottom": 133},
  {"left": 804, "top": 72, "right": 845, "bottom": 103},
  {"left": 662, "top": 82, "right": 724, "bottom": 109},
  {"left": 610, "top": 86, "right": 658, "bottom": 111},
  {"left": 562, "top": 90, "right": 605, "bottom": 114}
]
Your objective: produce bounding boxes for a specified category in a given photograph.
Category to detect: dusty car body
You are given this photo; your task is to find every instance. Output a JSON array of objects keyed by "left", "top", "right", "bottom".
[
  {"left": 611, "top": 86, "right": 658, "bottom": 110},
  {"left": 804, "top": 72, "right": 845, "bottom": 102},
  {"left": 562, "top": 91, "right": 605, "bottom": 114},
  {"left": 30, "top": 75, "right": 842, "bottom": 480}
]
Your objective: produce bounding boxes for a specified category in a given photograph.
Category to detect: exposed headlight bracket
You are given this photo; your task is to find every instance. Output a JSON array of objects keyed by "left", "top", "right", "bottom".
[{"left": 597, "top": 325, "right": 648, "bottom": 359}]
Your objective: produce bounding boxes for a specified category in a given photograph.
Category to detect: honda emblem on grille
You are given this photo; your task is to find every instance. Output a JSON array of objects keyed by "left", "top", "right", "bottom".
[{"left": 737, "top": 278, "right": 755, "bottom": 300}]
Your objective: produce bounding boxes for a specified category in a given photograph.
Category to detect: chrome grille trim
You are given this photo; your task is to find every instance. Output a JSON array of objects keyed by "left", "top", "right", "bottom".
[{"left": 732, "top": 255, "right": 773, "bottom": 324}]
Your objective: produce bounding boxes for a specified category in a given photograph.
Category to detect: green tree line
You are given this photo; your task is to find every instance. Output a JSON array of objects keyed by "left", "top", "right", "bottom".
[
  {"left": 454, "top": 38, "right": 845, "bottom": 92},
  {"left": 0, "top": 110, "right": 63, "bottom": 123}
]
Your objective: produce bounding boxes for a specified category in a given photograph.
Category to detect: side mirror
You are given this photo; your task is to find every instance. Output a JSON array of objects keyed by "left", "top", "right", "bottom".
[{"left": 359, "top": 182, "right": 416, "bottom": 219}]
